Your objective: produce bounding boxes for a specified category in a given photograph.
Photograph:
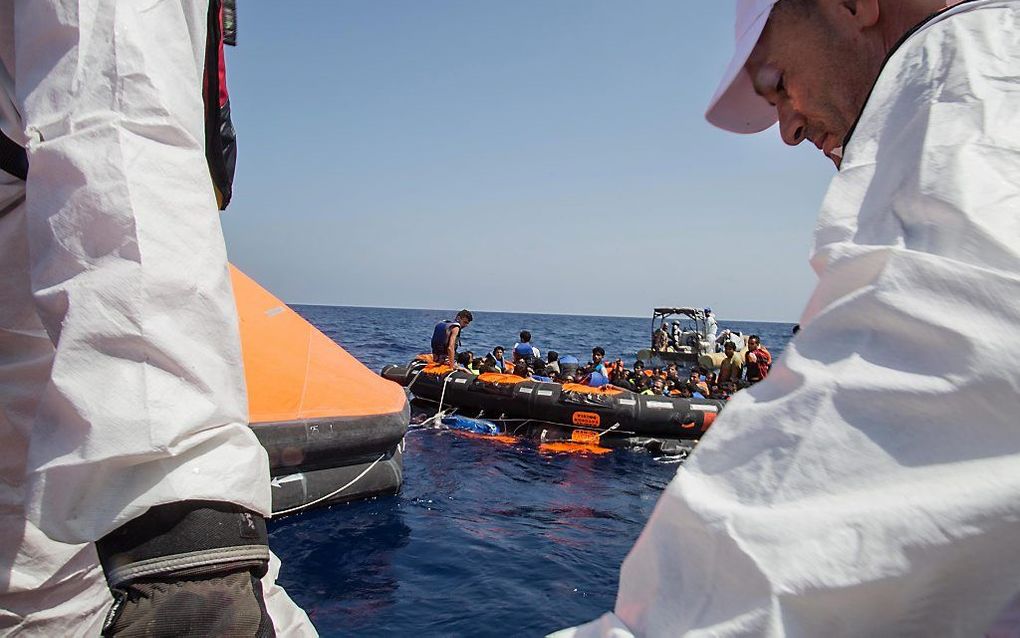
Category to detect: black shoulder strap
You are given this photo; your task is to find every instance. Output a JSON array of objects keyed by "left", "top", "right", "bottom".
[
  {"left": 0, "top": 130, "right": 28, "bottom": 181},
  {"left": 204, "top": 0, "right": 238, "bottom": 210},
  {"left": 0, "top": 1, "right": 239, "bottom": 210},
  {"left": 0, "top": 131, "right": 27, "bottom": 220}
]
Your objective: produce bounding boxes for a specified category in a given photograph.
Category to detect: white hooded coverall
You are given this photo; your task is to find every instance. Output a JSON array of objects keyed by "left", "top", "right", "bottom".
[
  {"left": 0, "top": 1, "right": 313, "bottom": 634},
  {"left": 559, "top": 1, "right": 1020, "bottom": 636}
]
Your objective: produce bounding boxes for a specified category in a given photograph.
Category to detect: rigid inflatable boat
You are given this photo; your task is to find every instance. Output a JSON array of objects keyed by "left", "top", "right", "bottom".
[
  {"left": 382, "top": 359, "right": 722, "bottom": 441},
  {"left": 232, "top": 266, "right": 409, "bottom": 515}
]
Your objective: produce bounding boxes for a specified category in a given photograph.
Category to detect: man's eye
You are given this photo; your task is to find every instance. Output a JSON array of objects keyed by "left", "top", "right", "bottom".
[{"left": 776, "top": 75, "right": 786, "bottom": 94}]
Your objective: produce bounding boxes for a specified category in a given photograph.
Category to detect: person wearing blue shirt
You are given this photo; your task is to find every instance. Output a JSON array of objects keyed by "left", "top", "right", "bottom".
[{"left": 512, "top": 330, "right": 540, "bottom": 364}]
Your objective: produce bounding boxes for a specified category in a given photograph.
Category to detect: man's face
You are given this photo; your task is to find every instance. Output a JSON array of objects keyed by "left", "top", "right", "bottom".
[
  {"left": 459, "top": 317, "right": 471, "bottom": 328},
  {"left": 494, "top": 347, "right": 504, "bottom": 358},
  {"left": 593, "top": 352, "right": 603, "bottom": 364},
  {"left": 745, "top": 0, "right": 884, "bottom": 167},
  {"left": 748, "top": 338, "right": 760, "bottom": 351},
  {"left": 725, "top": 344, "right": 735, "bottom": 356}
]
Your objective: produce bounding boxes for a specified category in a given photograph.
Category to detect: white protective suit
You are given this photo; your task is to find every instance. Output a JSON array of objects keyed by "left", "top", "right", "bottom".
[
  {"left": 705, "top": 312, "right": 718, "bottom": 349},
  {"left": 0, "top": 1, "right": 313, "bottom": 634},
  {"left": 557, "top": 2, "right": 1020, "bottom": 636}
]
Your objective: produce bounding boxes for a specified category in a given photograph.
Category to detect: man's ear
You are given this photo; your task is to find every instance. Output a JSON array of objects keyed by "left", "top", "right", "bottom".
[{"left": 841, "top": 0, "right": 880, "bottom": 28}]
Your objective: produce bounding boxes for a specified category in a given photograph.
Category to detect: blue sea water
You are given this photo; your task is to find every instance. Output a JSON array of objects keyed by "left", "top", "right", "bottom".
[{"left": 269, "top": 307, "right": 795, "bottom": 637}]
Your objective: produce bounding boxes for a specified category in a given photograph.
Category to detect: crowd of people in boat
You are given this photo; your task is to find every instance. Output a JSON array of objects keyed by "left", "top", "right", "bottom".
[{"left": 430, "top": 311, "right": 772, "bottom": 402}]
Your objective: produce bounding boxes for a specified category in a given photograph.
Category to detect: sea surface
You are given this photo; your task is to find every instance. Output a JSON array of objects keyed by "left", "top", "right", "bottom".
[{"left": 269, "top": 307, "right": 795, "bottom": 637}]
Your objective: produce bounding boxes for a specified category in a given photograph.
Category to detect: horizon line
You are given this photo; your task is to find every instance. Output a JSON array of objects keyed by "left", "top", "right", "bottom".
[{"left": 286, "top": 301, "right": 797, "bottom": 325}]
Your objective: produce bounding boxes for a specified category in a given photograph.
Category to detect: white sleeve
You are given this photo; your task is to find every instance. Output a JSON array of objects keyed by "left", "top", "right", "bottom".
[
  {"left": 560, "top": 5, "right": 1020, "bottom": 636},
  {"left": 17, "top": 0, "right": 269, "bottom": 543}
]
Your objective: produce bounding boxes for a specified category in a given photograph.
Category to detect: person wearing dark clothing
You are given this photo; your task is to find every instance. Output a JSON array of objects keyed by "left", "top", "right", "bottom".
[
  {"left": 455, "top": 351, "right": 477, "bottom": 374},
  {"left": 489, "top": 346, "right": 507, "bottom": 372},
  {"left": 744, "top": 335, "right": 772, "bottom": 384},
  {"left": 545, "top": 351, "right": 561, "bottom": 377},
  {"left": 431, "top": 309, "right": 473, "bottom": 365},
  {"left": 610, "top": 367, "right": 635, "bottom": 391}
]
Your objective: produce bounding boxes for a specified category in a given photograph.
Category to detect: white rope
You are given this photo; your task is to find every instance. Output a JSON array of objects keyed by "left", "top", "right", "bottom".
[
  {"left": 436, "top": 373, "right": 453, "bottom": 414},
  {"left": 271, "top": 451, "right": 387, "bottom": 517},
  {"left": 421, "top": 372, "right": 456, "bottom": 426},
  {"left": 597, "top": 422, "right": 622, "bottom": 437},
  {"left": 404, "top": 365, "right": 427, "bottom": 393},
  {"left": 510, "top": 420, "right": 536, "bottom": 435}
]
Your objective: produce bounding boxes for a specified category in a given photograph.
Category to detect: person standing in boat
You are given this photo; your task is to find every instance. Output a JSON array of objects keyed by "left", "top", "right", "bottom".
[
  {"left": 670, "top": 321, "right": 684, "bottom": 351},
  {"left": 430, "top": 309, "right": 473, "bottom": 366},
  {"left": 652, "top": 324, "right": 670, "bottom": 352},
  {"left": 704, "top": 307, "right": 718, "bottom": 346}
]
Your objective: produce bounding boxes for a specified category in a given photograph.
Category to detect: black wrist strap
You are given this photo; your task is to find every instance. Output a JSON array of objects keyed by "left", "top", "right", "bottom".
[{"left": 96, "top": 500, "right": 270, "bottom": 588}]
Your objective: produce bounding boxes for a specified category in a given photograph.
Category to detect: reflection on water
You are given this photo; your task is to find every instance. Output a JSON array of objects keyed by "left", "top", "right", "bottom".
[
  {"left": 269, "top": 502, "right": 411, "bottom": 630},
  {"left": 270, "top": 306, "right": 794, "bottom": 636},
  {"left": 269, "top": 428, "right": 678, "bottom": 637}
]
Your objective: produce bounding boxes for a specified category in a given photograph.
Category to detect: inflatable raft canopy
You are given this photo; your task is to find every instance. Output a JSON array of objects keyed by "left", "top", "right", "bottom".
[{"left": 231, "top": 265, "right": 409, "bottom": 515}]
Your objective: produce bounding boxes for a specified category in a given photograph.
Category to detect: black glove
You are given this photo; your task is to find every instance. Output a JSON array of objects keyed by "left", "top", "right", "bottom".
[{"left": 96, "top": 501, "right": 275, "bottom": 637}]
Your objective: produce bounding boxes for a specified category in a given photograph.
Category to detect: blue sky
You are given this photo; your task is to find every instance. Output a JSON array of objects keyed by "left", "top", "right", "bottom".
[{"left": 221, "top": 2, "right": 834, "bottom": 322}]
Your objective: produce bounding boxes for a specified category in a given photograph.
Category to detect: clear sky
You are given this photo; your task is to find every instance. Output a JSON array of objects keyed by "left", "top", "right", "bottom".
[{"left": 221, "top": 1, "right": 835, "bottom": 323}]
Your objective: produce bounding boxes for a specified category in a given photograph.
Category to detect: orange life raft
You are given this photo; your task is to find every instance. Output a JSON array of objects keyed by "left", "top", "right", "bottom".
[{"left": 231, "top": 265, "right": 409, "bottom": 515}]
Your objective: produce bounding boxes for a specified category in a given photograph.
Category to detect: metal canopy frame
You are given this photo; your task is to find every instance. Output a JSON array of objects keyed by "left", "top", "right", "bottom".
[{"left": 650, "top": 307, "right": 709, "bottom": 354}]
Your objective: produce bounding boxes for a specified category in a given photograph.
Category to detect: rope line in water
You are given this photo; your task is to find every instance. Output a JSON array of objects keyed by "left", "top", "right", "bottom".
[
  {"left": 418, "top": 372, "right": 456, "bottom": 427},
  {"left": 271, "top": 451, "right": 387, "bottom": 517}
]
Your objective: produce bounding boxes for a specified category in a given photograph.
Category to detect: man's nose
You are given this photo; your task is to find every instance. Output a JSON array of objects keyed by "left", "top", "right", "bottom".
[{"left": 777, "top": 101, "right": 807, "bottom": 146}]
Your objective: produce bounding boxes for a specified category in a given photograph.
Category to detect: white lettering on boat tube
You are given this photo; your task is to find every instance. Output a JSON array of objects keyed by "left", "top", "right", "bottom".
[{"left": 690, "top": 404, "right": 718, "bottom": 412}]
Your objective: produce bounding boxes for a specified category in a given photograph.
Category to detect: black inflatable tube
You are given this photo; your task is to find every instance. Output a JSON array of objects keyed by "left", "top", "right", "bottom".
[
  {"left": 270, "top": 443, "right": 404, "bottom": 514},
  {"left": 251, "top": 404, "right": 409, "bottom": 477},
  {"left": 383, "top": 363, "right": 721, "bottom": 441}
]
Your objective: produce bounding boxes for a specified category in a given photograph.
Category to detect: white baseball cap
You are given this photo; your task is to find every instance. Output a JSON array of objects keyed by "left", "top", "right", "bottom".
[{"left": 705, "top": 0, "right": 781, "bottom": 133}]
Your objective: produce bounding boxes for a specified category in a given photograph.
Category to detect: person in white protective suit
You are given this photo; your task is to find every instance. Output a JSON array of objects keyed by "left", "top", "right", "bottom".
[
  {"left": 0, "top": 1, "right": 316, "bottom": 635},
  {"left": 704, "top": 308, "right": 718, "bottom": 349},
  {"left": 556, "top": 0, "right": 1020, "bottom": 636}
]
